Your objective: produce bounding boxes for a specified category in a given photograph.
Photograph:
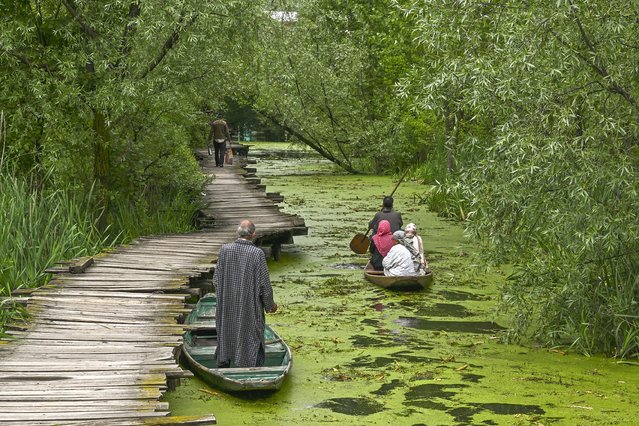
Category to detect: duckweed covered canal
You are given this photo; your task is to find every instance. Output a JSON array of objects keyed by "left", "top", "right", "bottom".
[{"left": 165, "top": 144, "right": 638, "bottom": 425}]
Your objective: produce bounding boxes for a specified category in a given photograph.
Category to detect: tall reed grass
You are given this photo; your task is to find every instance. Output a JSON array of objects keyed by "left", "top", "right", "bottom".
[
  {"left": 0, "top": 113, "right": 202, "bottom": 336},
  {"left": 0, "top": 169, "right": 111, "bottom": 297},
  {"left": 108, "top": 190, "right": 201, "bottom": 241}
]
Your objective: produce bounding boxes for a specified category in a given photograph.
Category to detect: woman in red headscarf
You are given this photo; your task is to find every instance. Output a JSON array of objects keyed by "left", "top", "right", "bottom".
[{"left": 369, "top": 220, "right": 394, "bottom": 270}]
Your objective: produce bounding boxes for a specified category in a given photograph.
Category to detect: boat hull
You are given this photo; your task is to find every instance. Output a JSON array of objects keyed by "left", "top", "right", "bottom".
[
  {"left": 364, "top": 262, "right": 433, "bottom": 290},
  {"left": 182, "top": 293, "right": 291, "bottom": 392}
]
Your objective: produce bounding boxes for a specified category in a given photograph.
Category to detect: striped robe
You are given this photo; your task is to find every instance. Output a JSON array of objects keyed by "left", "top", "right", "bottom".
[{"left": 214, "top": 239, "right": 276, "bottom": 367}]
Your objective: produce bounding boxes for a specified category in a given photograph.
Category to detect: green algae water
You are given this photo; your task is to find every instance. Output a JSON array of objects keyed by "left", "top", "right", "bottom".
[{"left": 164, "top": 143, "right": 638, "bottom": 425}]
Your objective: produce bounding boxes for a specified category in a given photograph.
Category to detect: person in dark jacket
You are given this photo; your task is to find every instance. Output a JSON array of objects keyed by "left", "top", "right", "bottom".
[
  {"left": 207, "top": 114, "right": 232, "bottom": 167},
  {"left": 368, "top": 196, "right": 403, "bottom": 233}
]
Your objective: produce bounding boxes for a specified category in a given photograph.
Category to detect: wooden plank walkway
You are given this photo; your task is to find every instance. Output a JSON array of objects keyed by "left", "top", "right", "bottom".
[{"left": 0, "top": 148, "right": 307, "bottom": 425}]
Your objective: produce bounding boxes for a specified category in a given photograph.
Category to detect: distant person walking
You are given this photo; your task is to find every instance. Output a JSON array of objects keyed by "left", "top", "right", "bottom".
[
  {"left": 368, "top": 196, "right": 403, "bottom": 234},
  {"left": 214, "top": 220, "right": 278, "bottom": 368},
  {"left": 207, "top": 114, "right": 232, "bottom": 167}
]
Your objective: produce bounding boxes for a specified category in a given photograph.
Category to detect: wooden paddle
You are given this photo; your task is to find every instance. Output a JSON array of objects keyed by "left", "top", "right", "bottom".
[
  {"left": 349, "top": 168, "right": 410, "bottom": 254},
  {"left": 350, "top": 229, "right": 371, "bottom": 254}
]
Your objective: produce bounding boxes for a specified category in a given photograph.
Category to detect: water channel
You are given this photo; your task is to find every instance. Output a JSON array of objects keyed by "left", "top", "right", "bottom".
[{"left": 164, "top": 143, "right": 637, "bottom": 425}]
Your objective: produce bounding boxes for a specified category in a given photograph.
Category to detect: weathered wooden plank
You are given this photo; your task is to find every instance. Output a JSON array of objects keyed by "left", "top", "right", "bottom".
[
  {"left": 6, "top": 319, "right": 189, "bottom": 330},
  {"left": 0, "top": 359, "right": 176, "bottom": 369},
  {"left": 0, "top": 371, "right": 171, "bottom": 380},
  {"left": 5, "top": 332, "right": 182, "bottom": 343},
  {"left": 7, "top": 342, "right": 175, "bottom": 353},
  {"left": 5, "top": 350, "right": 174, "bottom": 359},
  {"left": 29, "top": 302, "right": 189, "bottom": 314},
  {"left": 0, "top": 410, "right": 169, "bottom": 421},
  {"left": 28, "top": 295, "right": 187, "bottom": 307},
  {"left": 85, "top": 267, "right": 187, "bottom": 276},
  {"left": 113, "top": 249, "right": 213, "bottom": 258},
  {"left": 0, "top": 372, "right": 166, "bottom": 382},
  {"left": 0, "top": 384, "right": 163, "bottom": 395},
  {"left": 53, "top": 275, "right": 190, "bottom": 282},
  {"left": 0, "top": 152, "right": 310, "bottom": 424},
  {"left": 0, "top": 400, "right": 168, "bottom": 410},
  {"left": 0, "top": 378, "right": 167, "bottom": 390},
  {"left": 5, "top": 353, "right": 174, "bottom": 363},
  {"left": 0, "top": 414, "right": 216, "bottom": 426},
  {"left": 17, "top": 312, "right": 184, "bottom": 324},
  {"left": 29, "top": 298, "right": 187, "bottom": 309},
  {"left": 0, "top": 364, "right": 183, "bottom": 373},
  {"left": 142, "top": 415, "right": 218, "bottom": 425},
  {"left": 31, "top": 289, "right": 188, "bottom": 299},
  {"left": 69, "top": 257, "right": 95, "bottom": 274},
  {"left": 92, "top": 262, "right": 183, "bottom": 272},
  {"left": 7, "top": 327, "right": 183, "bottom": 337}
]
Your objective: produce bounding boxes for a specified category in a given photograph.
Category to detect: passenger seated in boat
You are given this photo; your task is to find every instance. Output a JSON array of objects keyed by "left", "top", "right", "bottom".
[
  {"left": 370, "top": 220, "right": 394, "bottom": 271},
  {"left": 382, "top": 230, "right": 417, "bottom": 277},
  {"left": 404, "top": 223, "right": 428, "bottom": 275}
]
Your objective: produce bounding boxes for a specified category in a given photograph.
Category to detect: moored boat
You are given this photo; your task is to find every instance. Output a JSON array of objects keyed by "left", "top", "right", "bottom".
[
  {"left": 364, "top": 262, "right": 433, "bottom": 291},
  {"left": 182, "top": 293, "right": 292, "bottom": 392}
]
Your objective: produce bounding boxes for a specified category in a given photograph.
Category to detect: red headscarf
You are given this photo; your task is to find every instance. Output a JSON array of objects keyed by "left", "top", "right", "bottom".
[{"left": 371, "top": 220, "right": 394, "bottom": 256}]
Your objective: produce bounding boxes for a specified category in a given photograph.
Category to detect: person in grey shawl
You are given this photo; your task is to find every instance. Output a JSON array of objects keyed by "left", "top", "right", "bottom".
[
  {"left": 382, "top": 230, "right": 416, "bottom": 276},
  {"left": 214, "top": 220, "right": 278, "bottom": 368}
]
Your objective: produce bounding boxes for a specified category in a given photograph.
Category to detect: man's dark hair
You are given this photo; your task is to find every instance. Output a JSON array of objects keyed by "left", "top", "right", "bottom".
[{"left": 383, "top": 196, "right": 393, "bottom": 208}]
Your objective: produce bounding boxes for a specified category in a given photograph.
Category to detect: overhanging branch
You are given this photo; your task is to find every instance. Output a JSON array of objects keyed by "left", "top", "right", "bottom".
[
  {"left": 140, "top": 11, "right": 198, "bottom": 79},
  {"left": 61, "top": 0, "right": 98, "bottom": 38}
]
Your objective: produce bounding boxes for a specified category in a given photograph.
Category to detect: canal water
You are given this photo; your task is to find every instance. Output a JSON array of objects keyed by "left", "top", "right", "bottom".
[{"left": 165, "top": 143, "right": 637, "bottom": 425}]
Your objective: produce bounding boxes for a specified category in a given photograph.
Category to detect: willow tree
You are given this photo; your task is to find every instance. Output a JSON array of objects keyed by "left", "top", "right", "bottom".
[
  {"left": 0, "top": 1, "right": 258, "bottom": 230},
  {"left": 399, "top": 0, "right": 639, "bottom": 357},
  {"left": 235, "top": 0, "right": 431, "bottom": 173}
]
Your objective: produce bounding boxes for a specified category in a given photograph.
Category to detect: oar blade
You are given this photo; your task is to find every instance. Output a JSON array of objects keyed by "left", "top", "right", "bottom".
[{"left": 350, "top": 233, "right": 370, "bottom": 254}]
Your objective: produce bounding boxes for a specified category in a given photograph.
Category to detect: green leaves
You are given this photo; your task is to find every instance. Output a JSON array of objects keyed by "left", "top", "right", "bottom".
[{"left": 401, "top": 0, "right": 639, "bottom": 357}]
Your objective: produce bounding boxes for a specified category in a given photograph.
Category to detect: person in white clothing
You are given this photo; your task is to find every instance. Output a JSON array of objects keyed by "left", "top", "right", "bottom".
[
  {"left": 404, "top": 223, "right": 428, "bottom": 274},
  {"left": 382, "top": 231, "right": 417, "bottom": 277}
]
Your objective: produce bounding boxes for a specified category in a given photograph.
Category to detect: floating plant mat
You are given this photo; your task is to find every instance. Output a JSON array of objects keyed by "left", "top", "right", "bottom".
[{"left": 165, "top": 148, "right": 639, "bottom": 425}]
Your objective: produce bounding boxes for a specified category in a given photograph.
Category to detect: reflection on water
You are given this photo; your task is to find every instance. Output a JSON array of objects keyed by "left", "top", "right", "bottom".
[
  {"left": 395, "top": 317, "right": 507, "bottom": 334},
  {"left": 316, "top": 397, "right": 386, "bottom": 416},
  {"left": 448, "top": 402, "right": 546, "bottom": 424},
  {"left": 416, "top": 302, "right": 475, "bottom": 318}
]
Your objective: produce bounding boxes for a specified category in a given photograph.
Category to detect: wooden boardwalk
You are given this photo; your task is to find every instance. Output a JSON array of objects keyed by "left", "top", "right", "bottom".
[{"left": 0, "top": 148, "right": 307, "bottom": 425}]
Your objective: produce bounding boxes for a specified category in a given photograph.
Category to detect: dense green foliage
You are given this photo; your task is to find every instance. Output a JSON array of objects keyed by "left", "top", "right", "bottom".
[
  {"left": 234, "top": 0, "right": 437, "bottom": 173},
  {"left": 0, "top": 1, "right": 244, "bottom": 296},
  {"left": 397, "top": 1, "right": 639, "bottom": 357},
  {"left": 0, "top": 164, "right": 109, "bottom": 295},
  {"left": 1, "top": 1, "right": 636, "bottom": 357},
  {"left": 0, "top": 1, "right": 242, "bottom": 331}
]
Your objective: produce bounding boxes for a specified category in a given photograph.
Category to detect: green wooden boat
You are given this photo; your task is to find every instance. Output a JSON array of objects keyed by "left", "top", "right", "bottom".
[{"left": 182, "top": 293, "right": 292, "bottom": 392}]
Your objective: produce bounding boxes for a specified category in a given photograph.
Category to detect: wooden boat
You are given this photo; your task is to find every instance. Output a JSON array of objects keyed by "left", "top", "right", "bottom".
[
  {"left": 364, "top": 262, "right": 433, "bottom": 290},
  {"left": 182, "top": 293, "right": 292, "bottom": 392}
]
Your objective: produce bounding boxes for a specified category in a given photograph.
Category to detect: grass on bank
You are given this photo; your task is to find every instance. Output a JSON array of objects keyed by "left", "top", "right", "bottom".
[{"left": 0, "top": 168, "right": 202, "bottom": 336}]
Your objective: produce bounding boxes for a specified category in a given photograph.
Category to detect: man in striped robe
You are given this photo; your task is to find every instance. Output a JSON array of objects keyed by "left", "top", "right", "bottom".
[{"left": 214, "top": 220, "right": 278, "bottom": 368}]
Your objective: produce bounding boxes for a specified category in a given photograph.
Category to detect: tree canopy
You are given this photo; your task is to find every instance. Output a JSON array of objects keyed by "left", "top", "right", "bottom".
[{"left": 1, "top": 0, "right": 637, "bottom": 357}]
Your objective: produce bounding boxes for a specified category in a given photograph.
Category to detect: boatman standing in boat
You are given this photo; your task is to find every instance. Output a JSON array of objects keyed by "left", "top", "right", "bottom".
[
  {"left": 214, "top": 220, "right": 278, "bottom": 368},
  {"left": 369, "top": 196, "right": 403, "bottom": 233}
]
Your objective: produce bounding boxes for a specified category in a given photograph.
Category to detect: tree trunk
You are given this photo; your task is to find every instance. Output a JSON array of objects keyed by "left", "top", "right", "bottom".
[
  {"left": 444, "top": 99, "right": 455, "bottom": 172},
  {"left": 92, "top": 109, "right": 111, "bottom": 232}
]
